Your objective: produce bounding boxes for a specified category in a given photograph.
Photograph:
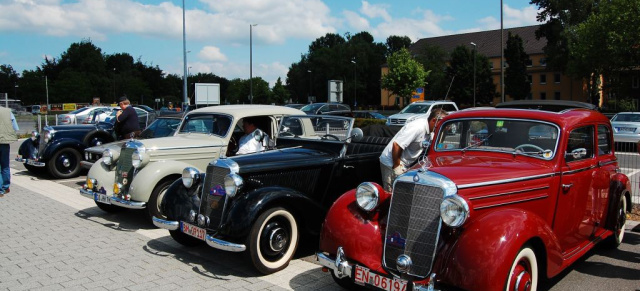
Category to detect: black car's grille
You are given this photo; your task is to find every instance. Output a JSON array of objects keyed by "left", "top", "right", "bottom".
[
  {"left": 384, "top": 181, "right": 443, "bottom": 278},
  {"left": 200, "top": 165, "right": 231, "bottom": 229},
  {"left": 37, "top": 134, "right": 47, "bottom": 159},
  {"left": 115, "top": 147, "right": 136, "bottom": 195}
]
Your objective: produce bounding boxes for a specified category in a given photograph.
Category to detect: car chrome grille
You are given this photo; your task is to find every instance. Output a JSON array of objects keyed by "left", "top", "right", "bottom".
[
  {"left": 389, "top": 118, "right": 406, "bottom": 125},
  {"left": 115, "top": 147, "right": 136, "bottom": 194},
  {"left": 37, "top": 134, "right": 46, "bottom": 159},
  {"left": 383, "top": 181, "right": 443, "bottom": 278},
  {"left": 200, "top": 164, "right": 231, "bottom": 229}
]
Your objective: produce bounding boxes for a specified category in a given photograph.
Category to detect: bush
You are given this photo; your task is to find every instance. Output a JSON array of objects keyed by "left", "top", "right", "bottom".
[{"left": 354, "top": 118, "right": 386, "bottom": 128}]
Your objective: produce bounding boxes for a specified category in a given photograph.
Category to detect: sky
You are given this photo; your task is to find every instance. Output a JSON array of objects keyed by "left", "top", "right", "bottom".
[{"left": 0, "top": 0, "right": 542, "bottom": 87}]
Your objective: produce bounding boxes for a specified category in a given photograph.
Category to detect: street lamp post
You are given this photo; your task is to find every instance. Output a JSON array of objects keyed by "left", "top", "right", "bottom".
[
  {"left": 182, "top": 0, "right": 188, "bottom": 109},
  {"left": 351, "top": 59, "right": 356, "bottom": 108},
  {"left": 470, "top": 42, "right": 477, "bottom": 107},
  {"left": 250, "top": 23, "right": 257, "bottom": 104},
  {"left": 500, "top": 0, "right": 505, "bottom": 103},
  {"left": 307, "top": 70, "right": 312, "bottom": 102}
]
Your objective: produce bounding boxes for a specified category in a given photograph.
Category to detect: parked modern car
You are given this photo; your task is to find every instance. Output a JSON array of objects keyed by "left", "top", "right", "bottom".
[
  {"left": 81, "top": 114, "right": 184, "bottom": 169},
  {"left": 284, "top": 104, "right": 306, "bottom": 109},
  {"left": 353, "top": 110, "right": 387, "bottom": 120},
  {"left": 80, "top": 105, "right": 304, "bottom": 221},
  {"left": 386, "top": 100, "right": 458, "bottom": 127},
  {"left": 301, "top": 103, "right": 353, "bottom": 117},
  {"left": 102, "top": 106, "right": 156, "bottom": 129},
  {"left": 152, "top": 115, "right": 397, "bottom": 274},
  {"left": 610, "top": 112, "right": 640, "bottom": 143},
  {"left": 317, "top": 106, "right": 631, "bottom": 291},
  {"left": 57, "top": 106, "right": 109, "bottom": 125}
]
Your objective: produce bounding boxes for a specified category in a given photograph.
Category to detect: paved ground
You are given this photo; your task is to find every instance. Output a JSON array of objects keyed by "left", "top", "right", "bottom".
[{"left": 1, "top": 139, "right": 639, "bottom": 290}]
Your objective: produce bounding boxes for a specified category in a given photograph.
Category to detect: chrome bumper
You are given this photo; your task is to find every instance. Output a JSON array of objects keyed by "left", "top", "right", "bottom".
[
  {"left": 79, "top": 188, "right": 145, "bottom": 209},
  {"left": 16, "top": 158, "right": 45, "bottom": 167},
  {"left": 316, "top": 247, "right": 353, "bottom": 279},
  {"left": 205, "top": 235, "right": 246, "bottom": 252},
  {"left": 152, "top": 216, "right": 179, "bottom": 230}
]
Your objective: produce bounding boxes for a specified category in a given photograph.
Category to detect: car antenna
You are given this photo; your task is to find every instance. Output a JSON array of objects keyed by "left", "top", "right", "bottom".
[{"left": 444, "top": 75, "right": 455, "bottom": 100}]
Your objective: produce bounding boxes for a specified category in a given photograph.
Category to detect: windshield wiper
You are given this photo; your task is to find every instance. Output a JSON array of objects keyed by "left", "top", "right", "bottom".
[{"left": 462, "top": 133, "right": 493, "bottom": 153}]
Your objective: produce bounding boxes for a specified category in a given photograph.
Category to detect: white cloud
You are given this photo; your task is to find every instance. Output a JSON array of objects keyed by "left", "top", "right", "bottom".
[
  {"left": 360, "top": 1, "right": 392, "bottom": 22},
  {"left": 475, "top": 5, "right": 540, "bottom": 31},
  {"left": 198, "top": 46, "right": 227, "bottom": 62},
  {"left": 368, "top": 9, "right": 453, "bottom": 42},
  {"left": 343, "top": 10, "right": 370, "bottom": 31}
]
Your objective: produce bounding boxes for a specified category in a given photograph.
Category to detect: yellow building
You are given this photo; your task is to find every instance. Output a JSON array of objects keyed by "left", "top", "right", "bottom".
[{"left": 382, "top": 25, "right": 589, "bottom": 107}]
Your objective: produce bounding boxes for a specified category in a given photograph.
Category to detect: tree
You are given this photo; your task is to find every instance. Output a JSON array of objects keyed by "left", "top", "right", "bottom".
[
  {"left": 0, "top": 64, "right": 19, "bottom": 100},
  {"left": 446, "top": 45, "right": 495, "bottom": 105},
  {"left": 381, "top": 48, "right": 428, "bottom": 106},
  {"left": 271, "top": 77, "right": 290, "bottom": 104},
  {"left": 504, "top": 32, "right": 531, "bottom": 100},
  {"left": 386, "top": 35, "right": 412, "bottom": 57},
  {"left": 414, "top": 45, "right": 449, "bottom": 99}
]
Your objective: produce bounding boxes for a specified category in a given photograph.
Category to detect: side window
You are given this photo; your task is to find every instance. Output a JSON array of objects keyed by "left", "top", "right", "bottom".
[
  {"left": 566, "top": 126, "right": 594, "bottom": 162},
  {"left": 597, "top": 125, "right": 612, "bottom": 155}
]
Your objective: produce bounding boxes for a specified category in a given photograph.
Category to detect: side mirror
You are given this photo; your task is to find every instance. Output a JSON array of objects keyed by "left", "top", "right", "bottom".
[
  {"left": 252, "top": 129, "right": 266, "bottom": 142},
  {"left": 566, "top": 148, "right": 587, "bottom": 159},
  {"left": 350, "top": 128, "right": 363, "bottom": 142}
]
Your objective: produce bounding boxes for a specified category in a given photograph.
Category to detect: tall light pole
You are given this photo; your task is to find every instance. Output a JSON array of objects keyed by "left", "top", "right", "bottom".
[
  {"left": 307, "top": 70, "right": 312, "bottom": 102},
  {"left": 470, "top": 42, "right": 477, "bottom": 107},
  {"left": 45, "top": 76, "right": 49, "bottom": 125},
  {"left": 250, "top": 23, "right": 257, "bottom": 104},
  {"left": 351, "top": 59, "right": 356, "bottom": 107},
  {"left": 182, "top": 0, "right": 188, "bottom": 109},
  {"left": 500, "top": 0, "right": 505, "bottom": 103}
]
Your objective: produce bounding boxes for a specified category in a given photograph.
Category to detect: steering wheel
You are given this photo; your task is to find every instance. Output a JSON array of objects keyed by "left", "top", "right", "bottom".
[
  {"left": 515, "top": 144, "right": 544, "bottom": 152},
  {"left": 321, "top": 134, "right": 340, "bottom": 141}
]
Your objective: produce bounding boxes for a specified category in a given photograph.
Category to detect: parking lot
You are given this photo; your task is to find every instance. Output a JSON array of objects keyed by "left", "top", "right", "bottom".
[{"left": 1, "top": 139, "right": 639, "bottom": 291}]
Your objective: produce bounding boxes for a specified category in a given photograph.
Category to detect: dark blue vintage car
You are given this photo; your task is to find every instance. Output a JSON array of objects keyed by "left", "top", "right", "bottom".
[{"left": 152, "top": 115, "right": 395, "bottom": 274}]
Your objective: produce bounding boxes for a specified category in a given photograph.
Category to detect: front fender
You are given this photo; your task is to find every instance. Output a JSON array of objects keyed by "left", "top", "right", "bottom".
[
  {"left": 161, "top": 177, "right": 202, "bottom": 221},
  {"left": 83, "top": 130, "right": 116, "bottom": 147},
  {"left": 129, "top": 160, "right": 197, "bottom": 202},
  {"left": 87, "top": 158, "right": 116, "bottom": 195},
  {"left": 18, "top": 139, "right": 38, "bottom": 159},
  {"left": 319, "top": 189, "right": 387, "bottom": 274},
  {"left": 221, "top": 186, "right": 324, "bottom": 239},
  {"left": 42, "top": 138, "right": 85, "bottom": 160},
  {"left": 434, "top": 209, "right": 563, "bottom": 290}
]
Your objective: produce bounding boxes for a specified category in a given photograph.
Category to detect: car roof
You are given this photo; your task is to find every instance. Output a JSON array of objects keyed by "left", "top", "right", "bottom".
[
  {"left": 187, "top": 104, "right": 304, "bottom": 117},
  {"left": 496, "top": 100, "right": 598, "bottom": 112},
  {"left": 442, "top": 107, "right": 610, "bottom": 129}
]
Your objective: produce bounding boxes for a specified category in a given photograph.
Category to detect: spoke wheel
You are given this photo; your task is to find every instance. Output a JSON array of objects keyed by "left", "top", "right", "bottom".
[
  {"left": 248, "top": 207, "right": 299, "bottom": 274},
  {"left": 48, "top": 148, "right": 82, "bottom": 179},
  {"left": 505, "top": 246, "right": 538, "bottom": 291}
]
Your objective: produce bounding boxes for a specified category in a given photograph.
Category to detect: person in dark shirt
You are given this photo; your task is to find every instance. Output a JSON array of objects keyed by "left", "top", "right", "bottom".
[{"left": 115, "top": 96, "right": 140, "bottom": 140}]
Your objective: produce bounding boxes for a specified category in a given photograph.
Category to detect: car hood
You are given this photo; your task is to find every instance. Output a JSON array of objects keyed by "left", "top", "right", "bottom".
[
  {"left": 426, "top": 154, "right": 554, "bottom": 188},
  {"left": 388, "top": 113, "right": 427, "bottom": 120},
  {"left": 223, "top": 146, "right": 337, "bottom": 173},
  {"left": 48, "top": 124, "right": 96, "bottom": 132},
  {"left": 85, "top": 141, "right": 126, "bottom": 154},
  {"left": 138, "top": 134, "right": 224, "bottom": 150}
]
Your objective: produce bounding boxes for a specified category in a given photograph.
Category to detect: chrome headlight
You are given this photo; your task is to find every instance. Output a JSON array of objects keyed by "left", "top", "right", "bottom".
[
  {"left": 440, "top": 195, "right": 470, "bottom": 228},
  {"left": 224, "top": 174, "right": 243, "bottom": 198},
  {"left": 43, "top": 130, "right": 53, "bottom": 143},
  {"left": 30, "top": 130, "right": 38, "bottom": 141},
  {"left": 131, "top": 149, "right": 149, "bottom": 169},
  {"left": 102, "top": 149, "right": 120, "bottom": 166},
  {"left": 355, "top": 182, "right": 379, "bottom": 211},
  {"left": 182, "top": 167, "right": 200, "bottom": 188}
]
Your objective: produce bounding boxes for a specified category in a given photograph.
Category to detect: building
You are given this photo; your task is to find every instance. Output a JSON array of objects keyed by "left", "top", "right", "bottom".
[{"left": 381, "top": 25, "right": 588, "bottom": 107}]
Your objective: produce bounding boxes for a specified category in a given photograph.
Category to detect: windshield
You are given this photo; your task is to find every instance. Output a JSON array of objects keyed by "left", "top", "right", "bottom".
[
  {"left": 278, "top": 115, "right": 353, "bottom": 141},
  {"left": 179, "top": 113, "right": 232, "bottom": 136},
  {"left": 435, "top": 118, "right": 559, "bottom": 159},
  {"left": 300, "top": 103, "right": 323, "bottom": 114},
  {"left": 399, "top": 104, "right": 430, "bottom": 114},
  {"left": 70, "top": 107, "right": 90, "bottom": 114},
  {"left": 140, "top": 118, "right": 181, "bottom": 138}
]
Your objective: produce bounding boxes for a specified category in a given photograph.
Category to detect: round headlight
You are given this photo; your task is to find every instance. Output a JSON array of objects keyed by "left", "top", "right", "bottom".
[
  {"left": 102, "top": 149, "right": 113, "bottom": 166},
  {"left": 30, "top": 130, "right": 38, "bottom": 141},
  {"left": 440, "top": 195, "right": 470, "bottom": 228},
  {"left": 44, "top": 131, "right": 52, "bottom": 143},
  {"left": 182, "top": 167, "right": 200, "bottom": 188},
  {"left": 131, "top": 150, "right": 148, "bottom": 168},
  {"left": 355, "top": 182, "right": 379, "bottom": 211},
  {"left": 223, "top": 174, "right": 243, "bottom": 198}
]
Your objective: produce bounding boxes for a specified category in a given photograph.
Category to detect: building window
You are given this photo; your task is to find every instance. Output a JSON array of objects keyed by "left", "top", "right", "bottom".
[
  {"left": 490, "top": 62, "right": 494, "bottom": 69},
  {"left": 554, "top": 92, "right": 561, "bottom": 100},
  {"left": 633, "top": 76, "right": 640, "bottom": 89},
  {"left": 528, "top": 75, "right": 533, "bottom": 84},
  {"left": 554, "top": 73, "right": 561, "bottom": 83},
  {"left": 526, "top": 59, "right": 533, "bottom": 67},
  {"left": 539, "top": 58, "right": 547, "bottom": 66},
  {"left": 540, "top": 74, "right": 547, "bottom": 84},
  {"left": 540, "top": 92, "right": 547, "bottom": 100}
]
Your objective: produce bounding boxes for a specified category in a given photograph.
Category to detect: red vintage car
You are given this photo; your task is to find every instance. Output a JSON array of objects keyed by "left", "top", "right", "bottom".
[{"left": 316, "top": 106, "right": 632, "bottom": 291}]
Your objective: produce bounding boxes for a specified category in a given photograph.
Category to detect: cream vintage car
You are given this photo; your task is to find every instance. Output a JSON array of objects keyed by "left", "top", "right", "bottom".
[{"left": 80, "top": 105, "right": 304, "bottom": 221}]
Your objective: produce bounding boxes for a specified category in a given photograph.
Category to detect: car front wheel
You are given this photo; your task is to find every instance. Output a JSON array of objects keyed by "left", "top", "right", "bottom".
[
  {"left": 147, "top": 179, "right": 173, "bottom": 224},
  {"left": 505, "top": 245, "right": 538, "bottom": 291},
  {"left": 48, "top": 148, "right": 82, "bottom": 179},
  {"left": 248, "top": 207, "right": 299, "bottom": 274}
]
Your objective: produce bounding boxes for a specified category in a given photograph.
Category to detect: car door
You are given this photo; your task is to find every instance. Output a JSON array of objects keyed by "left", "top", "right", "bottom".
[
  {"left": 592, "top": 124, "right": 616, "bottom": 229},
  {"left": 555, "top": 125, "right": 598, "bottom": 255}
]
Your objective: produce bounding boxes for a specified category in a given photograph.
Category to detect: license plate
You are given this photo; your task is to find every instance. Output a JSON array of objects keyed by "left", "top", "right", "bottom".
[
  {"left": 94, "top": 193, "right": 111, "bottom": 204},
  {"left": 617, "top": 127, "right": 635, "bottom": 132},
  {"left": 181, "top": 222, "right": 206, "bottom": 241},
  {"left": 354, "top": 265, "right": 408, "bottom": 291}
]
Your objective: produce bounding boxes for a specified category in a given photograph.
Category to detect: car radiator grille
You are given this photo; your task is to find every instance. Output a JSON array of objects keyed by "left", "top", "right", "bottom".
[
  {"left": 37, "top": 135, "right": 47, "bottom": 159},
  {"left": 200, "top": 165, "right": 231, "bottom": 229},
  {"left": 115, "top": 148, "right": 136, "bottom": 195},
  {"left": 389, "top": 118, "right": 406, "bottom": 126},
  {"left": 383, "top": 181, "right": 443, "bottom": 278}
]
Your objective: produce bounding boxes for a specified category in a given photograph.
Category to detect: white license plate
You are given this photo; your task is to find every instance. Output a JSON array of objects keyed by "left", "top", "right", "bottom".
[
  {"left": 617, "top": 127, "right": 635, "bottom": 132},
  {"left": 354, "top": 265, "right": 407, "bottom": 291},
  {"left": 181, "top": 222, "right": 206, "bottom": 241},
  {"left": 94, "top": 193, "right": 111, "bottom": 204}
]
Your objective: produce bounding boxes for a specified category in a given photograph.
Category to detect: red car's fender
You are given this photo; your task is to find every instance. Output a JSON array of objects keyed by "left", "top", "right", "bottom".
[
  {"left": 433, "top": 209, "right": 564, "bottom": 290},
  {"left": 319, "top": 189, "right": 388, "bottom": 274}
]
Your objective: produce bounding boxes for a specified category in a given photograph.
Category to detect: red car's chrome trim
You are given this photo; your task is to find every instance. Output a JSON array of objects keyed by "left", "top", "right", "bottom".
[
  {"left": 458, "top": 173, "right": 557, "bottom": 189},
  {"left": 469, "top": 186, "right": 550, "bottom": 200},
  {"left": 473, "top": 194, "right": 549, "bottom": 210}
]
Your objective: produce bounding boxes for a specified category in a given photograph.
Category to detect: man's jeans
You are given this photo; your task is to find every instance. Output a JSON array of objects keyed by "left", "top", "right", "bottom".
[{"left": 0, "top": 144, "right": 10, "bottom": 192}]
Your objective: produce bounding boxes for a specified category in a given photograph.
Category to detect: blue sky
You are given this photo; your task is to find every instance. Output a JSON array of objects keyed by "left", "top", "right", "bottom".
[{"left": 0, "top": 0, "right": 541, "bottom": 86}]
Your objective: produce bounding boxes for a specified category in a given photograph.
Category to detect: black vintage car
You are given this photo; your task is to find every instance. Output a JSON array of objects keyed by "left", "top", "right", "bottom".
[{"left": 153, "top": 115, "right": 393, "bottom": 274}]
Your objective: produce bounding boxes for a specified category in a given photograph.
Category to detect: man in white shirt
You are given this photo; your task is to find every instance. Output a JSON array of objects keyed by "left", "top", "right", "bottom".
[
  {"left": 236, "top": 117, "right": 265, "bottom": 155},
  {"left": 379, "top": 108, "right": 447, "bottom": 191}
]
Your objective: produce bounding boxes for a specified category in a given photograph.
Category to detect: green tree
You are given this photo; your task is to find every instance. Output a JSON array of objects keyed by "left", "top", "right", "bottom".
[
  {"left": 446, "top": 45, "right": 495, "bottom": 105},
  {"left": 271, "top": 77, "right": 290, "bottom": 104},
  {"left": 385, "top": 35, "right": 412, "bottom": 57},
  {"left": 381, "top": 48, "right": 429, "bottom": 105},
  {"left": 414, "top": 44, "right": 449, "bottom": 99},
  {"left": 0, "top": 64, "right": 19, "bottom": 100},
  {"left": 504, "top": 32, "right": 531, "bottom": 100}
]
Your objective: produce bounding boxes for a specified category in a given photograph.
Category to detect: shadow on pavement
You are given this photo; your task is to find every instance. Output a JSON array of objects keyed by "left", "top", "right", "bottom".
[{"left": 74, "top": 207, "right": 156, "bottom": 231}]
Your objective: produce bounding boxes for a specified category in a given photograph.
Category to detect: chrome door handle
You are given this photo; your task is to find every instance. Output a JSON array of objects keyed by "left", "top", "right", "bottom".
[{"left": 562, "top": 183, "right": 573, "bottom": 192}]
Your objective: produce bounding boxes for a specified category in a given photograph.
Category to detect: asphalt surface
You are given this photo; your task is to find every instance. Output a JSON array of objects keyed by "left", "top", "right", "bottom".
[{"left": 1, "top": 139, "right": 639, "bottom": 291}]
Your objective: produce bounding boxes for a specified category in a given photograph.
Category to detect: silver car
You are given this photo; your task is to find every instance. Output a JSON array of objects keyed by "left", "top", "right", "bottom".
[{"left": 611, "top": 112, "right": 640, "bottom": 143}]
